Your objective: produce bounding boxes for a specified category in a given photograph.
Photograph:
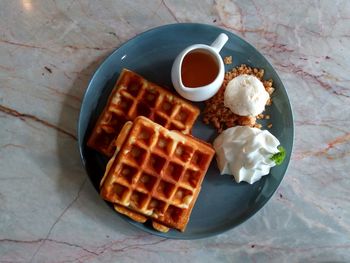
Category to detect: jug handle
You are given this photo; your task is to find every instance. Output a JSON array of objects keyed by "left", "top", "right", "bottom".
[{"left": 211, "top": 33, "right": 229, "bottom": 53}]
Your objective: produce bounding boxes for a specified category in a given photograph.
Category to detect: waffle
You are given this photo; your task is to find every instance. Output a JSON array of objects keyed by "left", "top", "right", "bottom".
[
  {"left": 87, "top": 69, "right": 200, "bottom": 157},
  {"left": 100, "top": 116, "right": 215, "bottom": 232}
]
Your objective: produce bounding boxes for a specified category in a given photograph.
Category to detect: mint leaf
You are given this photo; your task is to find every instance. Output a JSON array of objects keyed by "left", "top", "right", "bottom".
[{"left": 271, "top": 146, "right": 286, "bottom": 165}]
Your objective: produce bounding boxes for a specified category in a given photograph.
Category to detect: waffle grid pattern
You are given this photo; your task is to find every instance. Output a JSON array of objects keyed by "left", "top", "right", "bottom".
[
  {"left": 87, "top": 69, "right": 200, "bottom": 156},
  {"left": 101, "top": 117, "right": 214, "bottom": 231}
]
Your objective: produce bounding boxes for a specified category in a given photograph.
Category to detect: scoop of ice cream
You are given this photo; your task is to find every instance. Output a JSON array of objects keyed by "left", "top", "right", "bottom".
[
  {"left": 224, "top": 74, "right": 269, "bottom": 116},
  {"left": 213, "top": 126, "right": 280, "bottom": 184}
]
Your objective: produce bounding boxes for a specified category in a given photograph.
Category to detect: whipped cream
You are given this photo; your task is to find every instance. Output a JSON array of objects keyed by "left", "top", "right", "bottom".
[
  {"left": 213, "top": 126, "right": 280, "bottom": 184},
  {"left": 224, "top": 74, "right": 269, "bottom": 116}
]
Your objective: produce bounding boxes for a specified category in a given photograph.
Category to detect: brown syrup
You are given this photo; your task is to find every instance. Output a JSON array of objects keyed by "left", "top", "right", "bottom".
[{"left": 181, "top": 50, "right": 219, "bottom": 88}]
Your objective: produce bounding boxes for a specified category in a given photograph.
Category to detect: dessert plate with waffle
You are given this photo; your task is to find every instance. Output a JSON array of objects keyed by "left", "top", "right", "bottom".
[{"left": 78, "top": 23, "right": 294, "bottom": 239}]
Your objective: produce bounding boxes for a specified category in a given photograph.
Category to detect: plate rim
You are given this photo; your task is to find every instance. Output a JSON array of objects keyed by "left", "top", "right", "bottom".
[{"left": 77, "top": 22, "right": 294, "bottom": 239}]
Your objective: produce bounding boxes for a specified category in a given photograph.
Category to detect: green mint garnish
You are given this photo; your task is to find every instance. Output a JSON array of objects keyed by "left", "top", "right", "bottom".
[{"left": 271, "top": 146, "right": 286, "bottom": 165}]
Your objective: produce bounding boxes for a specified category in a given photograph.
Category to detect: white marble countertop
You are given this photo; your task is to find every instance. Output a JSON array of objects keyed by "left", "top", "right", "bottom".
[{"left": 1, "top": 1, "right": 349, "bottom": 262}]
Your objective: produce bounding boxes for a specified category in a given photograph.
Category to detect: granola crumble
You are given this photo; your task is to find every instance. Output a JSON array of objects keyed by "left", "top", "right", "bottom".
[
  {"left": 224, "top": 56, "right": 232, "bottom": 65},
  {"left": 203, "top": 64, "right": 274, "bottom": 133}
]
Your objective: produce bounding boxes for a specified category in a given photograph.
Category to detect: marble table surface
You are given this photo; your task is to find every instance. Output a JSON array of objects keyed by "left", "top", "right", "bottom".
[{"left": 1, "top": 1, "right": 349, "bottom": 262}]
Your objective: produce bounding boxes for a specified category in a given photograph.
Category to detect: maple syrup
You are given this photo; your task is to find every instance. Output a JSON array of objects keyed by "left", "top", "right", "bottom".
[{"left": 181, "top": 50, "right": 219, "bottom": 88}]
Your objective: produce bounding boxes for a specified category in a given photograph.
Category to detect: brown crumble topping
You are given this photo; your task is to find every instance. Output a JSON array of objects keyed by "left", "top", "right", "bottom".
[
  {"left": 257, "top": 113, "right": 264, "bottom": 120},
  {"left": 224, "top": 56, "right": 232, "bottom": 65},
  {"left": 203, "top": 64, "right": 274, "bottom": 133}
]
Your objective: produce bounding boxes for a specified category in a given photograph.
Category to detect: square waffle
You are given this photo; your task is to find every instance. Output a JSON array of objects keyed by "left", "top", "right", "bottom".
[
  {"left": 87, "top": 69, "right": 200, "bottom": 157},
  {"left": 100, "top": 116, "right": 215, "bottom": 232}
]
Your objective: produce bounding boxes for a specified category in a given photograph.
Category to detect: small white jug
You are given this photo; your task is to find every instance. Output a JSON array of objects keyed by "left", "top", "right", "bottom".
[{"left": 171, "top": 33, "right": 228, "bottom": 102}]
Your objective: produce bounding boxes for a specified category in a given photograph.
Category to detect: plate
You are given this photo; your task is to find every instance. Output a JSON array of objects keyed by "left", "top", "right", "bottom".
[{"left": 78, "top": 23, "right": 294, "bottom": 239}]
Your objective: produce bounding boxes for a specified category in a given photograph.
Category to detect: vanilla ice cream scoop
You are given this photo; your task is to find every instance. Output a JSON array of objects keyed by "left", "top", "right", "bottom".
[
  {"left": 224, "top": 74, "right": 269, "bottom": 116},
  {"left": 213, "top": 126, "right": 282, "bottom": 184}
]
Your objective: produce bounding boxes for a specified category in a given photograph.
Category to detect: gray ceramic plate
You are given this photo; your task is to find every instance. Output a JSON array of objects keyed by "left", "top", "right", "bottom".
[{"left": 78, "top": 23, "right": 294, "bottom": 239}]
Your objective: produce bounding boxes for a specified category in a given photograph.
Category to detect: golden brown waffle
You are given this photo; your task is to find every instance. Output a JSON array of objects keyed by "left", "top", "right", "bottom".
[
  {"left": 100, "top": 116, "right": 214, "bottom": 232},
  {"left": 87, "top": 69, "right": 200, "bottom": 157}
]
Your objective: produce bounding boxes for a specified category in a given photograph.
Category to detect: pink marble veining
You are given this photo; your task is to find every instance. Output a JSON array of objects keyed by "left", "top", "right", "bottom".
[{"left": 0, "top": 0, "right": 349, "bottom": 262}]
